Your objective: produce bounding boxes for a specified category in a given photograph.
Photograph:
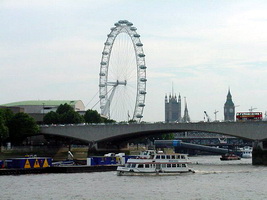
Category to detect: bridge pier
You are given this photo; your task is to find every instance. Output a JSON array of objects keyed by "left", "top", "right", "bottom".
[
  {"left": 87, "top": 141, "right": 129, "bottom": 156},
  {"left": 252, "top": 141, "right": 267, "bottom": 165}
]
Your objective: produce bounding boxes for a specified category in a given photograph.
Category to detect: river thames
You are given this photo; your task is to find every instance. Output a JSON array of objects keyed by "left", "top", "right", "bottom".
[{"left": 0, "top": 156, "right": 266, "bottom": 200}]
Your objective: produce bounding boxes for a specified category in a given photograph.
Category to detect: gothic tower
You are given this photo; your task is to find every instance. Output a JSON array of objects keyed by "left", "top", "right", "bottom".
[
  {"left": 178, "top": 94, "right": 182, "bottom": 122},
  {"left": 182, "top": 97, "right": 190, "bottom": 122},
  {"left": 224, "top": 88, "right": 235, "bottom": 121},
  {"left": 165, "top": 92, "right": 181, "bottom": 122}
]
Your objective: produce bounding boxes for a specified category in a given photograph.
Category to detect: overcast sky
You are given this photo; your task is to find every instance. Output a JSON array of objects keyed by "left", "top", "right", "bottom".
[{"left": 1, "top": 0, "right": 267, "bottom": 122}]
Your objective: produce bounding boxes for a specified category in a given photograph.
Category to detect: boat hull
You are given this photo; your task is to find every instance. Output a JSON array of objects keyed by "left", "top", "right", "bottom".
[
  {"left": 242, "top": 154, "right": 252, "bottom": 158},
  {"left": 117, "top": 169, "right": 195, "bottom": 176},
  {"left": 220, "top": 157, "right": 241, "bottom": 161}
]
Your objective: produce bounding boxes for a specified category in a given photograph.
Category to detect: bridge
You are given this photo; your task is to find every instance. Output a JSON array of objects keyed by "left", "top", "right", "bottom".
[
  {"left": 40, "top": 121, "right": 267, "bottom": 142},
  {"left": 40, "top": 121, "right": 267, "bottom": 165}
]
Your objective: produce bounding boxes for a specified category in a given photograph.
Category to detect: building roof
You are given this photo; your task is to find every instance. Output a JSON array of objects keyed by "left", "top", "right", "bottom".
[{"left": 1, "top": 100, "right": 81, "bottom": 107}]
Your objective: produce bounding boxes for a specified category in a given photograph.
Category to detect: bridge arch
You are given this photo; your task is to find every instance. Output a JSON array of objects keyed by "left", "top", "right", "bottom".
[{"left": 40, "top": 122, "right": 267, "bottom": 143}]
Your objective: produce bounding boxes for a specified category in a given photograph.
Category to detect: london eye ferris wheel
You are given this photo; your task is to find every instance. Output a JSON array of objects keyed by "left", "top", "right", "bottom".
[{"left": 99, "top": 20, "right": 147, "bottom": 122}]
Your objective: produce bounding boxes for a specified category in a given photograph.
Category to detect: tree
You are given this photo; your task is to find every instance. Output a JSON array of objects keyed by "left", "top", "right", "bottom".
[
  {"left": 162, "top": 133, "right": 175, "bottom": 140},
  {"left": 43, "top": 103, "right": 83, "bottom": 124},
  {"left": 0, "top": 108, "right": 13, "bottom": 147},
  {"left": 0, "top": 115, "right": 9, "bottom": 149},
  {"left": 84, "top": 109, "right": 103, "bottom": 123},
  {"left": 60, "top": 110, "right": 84, "bottom": 124},
  {"left": 102, "top": 118, "right": 116, "bottom": 124},
  {"left": 8, "top": 113, "right": 39, "bottom": 144},
  {"left": 128, "top": 119, "right": 137, "bottom": 124},
  {"left": 43, "top": 111, "right": 60, "bottom": 124},
  {"left": 56, "top": 103, "right": 74, "bottom": 115},
  {"left": 0, "top": 108, "right": 14, "bottom": 123}
]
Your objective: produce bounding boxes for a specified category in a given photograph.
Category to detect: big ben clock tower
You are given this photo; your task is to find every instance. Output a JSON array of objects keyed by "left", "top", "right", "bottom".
[{"left": 224, "top": 89, "right": 235, "bottom": 121}]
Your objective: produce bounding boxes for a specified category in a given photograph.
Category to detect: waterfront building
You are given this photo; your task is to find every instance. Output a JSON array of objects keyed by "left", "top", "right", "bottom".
[
  {"left": 0, "top": 100, "right": 85, "bottom": 123},
  {"left": 165, "top": 93, "right": 182, "bottom": 122},
  {"left": 224, "top": 89, "right": 235, "bottom": 121}
]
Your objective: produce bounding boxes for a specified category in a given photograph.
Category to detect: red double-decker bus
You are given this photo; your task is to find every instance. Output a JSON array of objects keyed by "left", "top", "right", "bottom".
[{"left": 236, "top": 112, "right": 263, "bottom": 121}]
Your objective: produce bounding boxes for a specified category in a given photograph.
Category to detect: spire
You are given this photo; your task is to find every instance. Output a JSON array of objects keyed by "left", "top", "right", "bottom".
[
  {"left": 178, "top": 93, "right": 181, "bottom": 102},
  {"left": 227, "top": 87, "right": 232, "bottom": 99},
  {"left": 172, "top": 82, "right": 174, "bottom": 97},
  {"left": 225, "top": 88, "right": 234, "bottom": 106},
  {"left": 182, "top": 97, "right": 190, "bottom": 122}
]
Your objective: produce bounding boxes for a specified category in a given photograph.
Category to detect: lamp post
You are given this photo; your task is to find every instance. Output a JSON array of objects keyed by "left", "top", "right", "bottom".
[{"left": 42, "top": 103, "right": 45, "bottom": 124}]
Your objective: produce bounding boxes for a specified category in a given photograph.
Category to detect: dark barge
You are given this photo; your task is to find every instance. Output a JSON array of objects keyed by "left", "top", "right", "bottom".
[{"left": 0, "top": 165, "right": 119, "bottom": 176}]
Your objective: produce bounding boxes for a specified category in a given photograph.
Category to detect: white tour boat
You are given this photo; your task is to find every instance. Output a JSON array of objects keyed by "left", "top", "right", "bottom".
[
  {"left": 240, "top": 146, "right": 252, "bottom": 158},
  {"left": 117, "top": 150, "right": 194, "bottom": 176}
]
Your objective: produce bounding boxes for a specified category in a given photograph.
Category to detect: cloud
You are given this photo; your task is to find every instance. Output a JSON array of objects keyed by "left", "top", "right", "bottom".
[{"left": 2, "top": 1, "right": 267, "bottom": 121}]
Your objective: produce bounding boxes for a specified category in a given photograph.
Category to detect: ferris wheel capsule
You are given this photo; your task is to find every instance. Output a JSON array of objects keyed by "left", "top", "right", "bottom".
[
  {"left": 127, "top": 22, "right": 133, "bottom": 26},
  {"left": 130, "top": 27, "right": 137, "bottom": 31},
  {"left": 139, "top": 65, "right": 147, "bottom": 69},
  {"left": 133, "top": 34, "right": 140, "bottom": 38},
  {"left": 140, "top": 78, "right": 147, "bottom": 82},
  {"left": 139, "top": 91, "right": 147, "bottom": 95},
  {"left": 138, "top": 103, "right": 145, "bottom": 107},
  {"left": 136, "top": 114, "right": 143, "bottom": 118}
]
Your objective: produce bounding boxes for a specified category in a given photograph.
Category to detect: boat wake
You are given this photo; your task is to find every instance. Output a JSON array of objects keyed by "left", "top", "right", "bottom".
[{"left": 193, "top": 168, "right": 266, "bottom": 175}]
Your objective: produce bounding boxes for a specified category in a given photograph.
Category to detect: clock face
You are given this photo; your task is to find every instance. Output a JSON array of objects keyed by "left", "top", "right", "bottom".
[{"left": 229, "top": 108, "right": 234, "bottom": 113}]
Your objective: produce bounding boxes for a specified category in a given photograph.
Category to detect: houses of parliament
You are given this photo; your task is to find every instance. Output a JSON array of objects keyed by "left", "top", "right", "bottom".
[{"left": 165, "top": 89, "right": 235, "bottom": 122}]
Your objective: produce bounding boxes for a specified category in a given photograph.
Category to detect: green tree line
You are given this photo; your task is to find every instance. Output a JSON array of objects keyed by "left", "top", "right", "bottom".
[
  {"left": 43, "top": 103, "right": 115, "bottom": 124},
  {"left": 0, "top": 108, "right": 39, "bottom": 146},
  {"left": 0, "top": 104, "right": 114, "bottom": 146}
]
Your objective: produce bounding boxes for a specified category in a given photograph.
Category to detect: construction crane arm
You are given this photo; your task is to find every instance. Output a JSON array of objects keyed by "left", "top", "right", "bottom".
[{"left": 204, "top": 111, "right": 211, "bottom": 122}]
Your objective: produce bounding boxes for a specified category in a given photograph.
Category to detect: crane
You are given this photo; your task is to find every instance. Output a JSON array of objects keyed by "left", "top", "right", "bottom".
[
  {"left": 214, "top": 110, "right": 219, "bottom": 121},
  {"left": 204, "top": 111, "right": 211, "bottom": 122},
  {"left": 249, "top": 106, "right": 257, "bottom": 112}
]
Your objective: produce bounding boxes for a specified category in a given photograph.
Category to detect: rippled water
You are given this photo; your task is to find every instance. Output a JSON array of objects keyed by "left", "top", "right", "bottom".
[{"left": 1, "top": 156, "right": 266, "bottom": 200}]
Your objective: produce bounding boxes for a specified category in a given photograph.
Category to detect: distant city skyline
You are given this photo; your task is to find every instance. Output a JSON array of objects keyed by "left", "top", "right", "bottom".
[{"left": 1, "top": 1, "right": 267, "bottom": 122}]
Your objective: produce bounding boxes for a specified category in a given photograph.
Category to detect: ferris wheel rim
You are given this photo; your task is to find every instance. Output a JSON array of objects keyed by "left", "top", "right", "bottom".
[{"left": 99, "top": 20, "right": 146, "bottom": 122}]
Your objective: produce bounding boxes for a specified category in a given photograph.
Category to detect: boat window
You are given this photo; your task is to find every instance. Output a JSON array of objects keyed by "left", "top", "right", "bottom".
[
  {"left": 181, "top": 155, "right": 185, "bottom": 159},
  {"left": 161, "top": 164, "right": 166, "bottom": 168},
  {"left": 176, "top": 155, "right": 180, "bottom": 159},
  {"left": 131, "top": 164, "right": 136, "bottom": 168},
  {"left": 156, "top": 155, "right": 160, "bottom": 159},
  {"left": 177, "top": 164, "right": 181, "bottom": 167},
  {"left": 126, "top": 164, "right": 131, "bottom": 167},
  {"left": 138, "top": 164, "right": 143, "bottom": 168},
  {"left": 172, "top": 164, "right": 176, "bottom": 167},
  {"left": 145, "top": 164, "right": 149, "bottom": 168},
  {"left": 166, "top": 155, "right": 170, "bottom": 159},
  {"left": 171, "top": 155, "right": 175, "bottom": 159},
  {"left": 161, "top": 155, "right": 166, "bottom": 159},
  {"left": 182, "top": 164, "right": 186, "bottom": 167},
  {"left": 167, "top": 164, "right": 171, "bottom": 168}
]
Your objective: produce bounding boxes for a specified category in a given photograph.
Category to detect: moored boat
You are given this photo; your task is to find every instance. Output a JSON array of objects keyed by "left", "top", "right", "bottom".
[
  {"left": 240, "top": 146, "right": 252, "bottom": 158},
  {"left": 220, "top": 153, "right": 241, "bottom": 161},
  {"left": 117, "top": 150, "right": 194, "bottom": 176}
]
